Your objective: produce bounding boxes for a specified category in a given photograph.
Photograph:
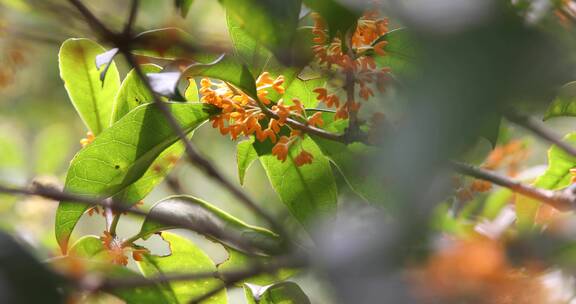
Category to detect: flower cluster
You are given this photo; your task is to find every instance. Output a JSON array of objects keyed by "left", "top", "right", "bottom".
[
  {"left": 311, "top": 10, "right": 392, "bottom": 120},
  {"left": 200, "top": 72, "right": 324, "bottom": 166}
]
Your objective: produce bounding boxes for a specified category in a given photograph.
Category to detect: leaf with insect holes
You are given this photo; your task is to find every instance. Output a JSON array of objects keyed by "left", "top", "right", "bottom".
[
  {"left": 59, "top": 38, "right": 120, "bottom": 135},
  {"left": 516, "top": 132, "right": 576, "bottom": 231},
  {"left": 258, "top": 136, "right": 337, "bottom": 227},
  {"left": 138, "top": 195, "right": 282, "bottom": 254},
  {"left": 244, "top": 281, "right": 311, "bottom": 304},
  {"left": 137, "top": 232, "right": 226, "bottom": 304},
  {"left": 55, "top": 103, "right": 209, "bottom": 253},
  {"left": 112, "top": 64, "right": 162, "bottom": 124}
]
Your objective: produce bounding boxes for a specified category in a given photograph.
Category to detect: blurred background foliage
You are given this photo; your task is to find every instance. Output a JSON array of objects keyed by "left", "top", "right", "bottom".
[{"left": 4, "top": 0, "right": 576, "bottom": 303}]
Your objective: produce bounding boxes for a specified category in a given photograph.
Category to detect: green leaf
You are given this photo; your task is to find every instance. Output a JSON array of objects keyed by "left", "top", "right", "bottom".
[
  {"left": 137, "top": 232, "right": 226, "bottom": 304},
  {"left": 259, "top": 136, "right": 337, "bottom": 226},
  {"left": 303, "top": 0, "right": 359, "bottom": 38},
  {"left": 112, "top": 64, "right": 162, "bottom": 123},
  {"left": 283, "top": 76, "right": 325, "bottom": 108},
  {"left": 184, "top": 55, "right": 258, "bottom": 99},
  {"left": 55, "top": 103, "right": 209, "bottom": 253},
  {"left": 68, "top": 235, "right": 105, "bottom": 258},
  {"left": 184, "top": 78, "right": 199, "bottom": 102},
  {"left": 237, "top": 138, "right": 258, "bottom": 185},
  {"left": 133, "top": 28, "right": 198, "bottom": 60},
  {"left": 221, "top": 0, "right": 302, "bottom": 65},
  {"left": 244, "top": 282, "right": 311, "bottom": 304},
  {"left": 59, "top": 38, "right": 121, "bottom": 135},
  {"left": 516, "top": 133, "right": 576, "bottom": 230},
  {"left": 226, "top": 10, "right": 273, "bottom": 76},
  {"left": 138, "top": 195, "right": 282, "bottom": 254},
  {"left": 544, "top": 81, "right": 576, "bottom": 120},
  {"left": 112, "top": 142, "right": 185, "bottom": 206},
  {"left": 373, "top": 29, "right": 417, "bottom": 77},
  {"left": 218, "top": 246, "right": 296, "bottom": 286},
  {"left": 175, "top": 0, "right": 194, "bottom": 18}
]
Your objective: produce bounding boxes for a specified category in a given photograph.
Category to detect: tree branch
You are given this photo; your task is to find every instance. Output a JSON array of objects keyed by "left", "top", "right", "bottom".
[
  {"left": 505, "top": 111, "right": 576, "bottom": 158},
  {"left": 450, "top": 161, "right": 575, "bottom": 211}
]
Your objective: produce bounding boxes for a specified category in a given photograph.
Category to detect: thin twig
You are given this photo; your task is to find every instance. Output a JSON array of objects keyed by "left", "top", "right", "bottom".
[
  {"left": 450, "top": 161, "right": 575, "bottom": 211},
  {"left": 123, "top": 0, "right": 139, "bottom": 35},
  {"left": 505, "top": 111, "right": 576, "bottom": 158}
]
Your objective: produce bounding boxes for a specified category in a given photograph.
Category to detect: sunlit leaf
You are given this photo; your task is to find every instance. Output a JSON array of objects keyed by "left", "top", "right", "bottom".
[
  {"left": 137, "top": 232, "right": 227, "bottom": 303},
  {"left": 244, "top": 281, "right": 311, "bottom": 304},
  {"left": 138, "top": 195, "right": 282, "bottom": 254},
  {"left": 373, "top": 29, "right": 417, "bottom": 77},
  {"left": 184, "top": 78, "right": 199, "bottom": 102},
  {"left": 226, "top": 10, "right": 272, "bottom": 76},
  {"left": 221, "top": 0, "right": 302, "bottom": 65},
  {"left": 259, "top": 136, "right": 337, "bottom": 226},
  {"left": 59, "top": 38, "right": 121, "bottom": 135},
  {"left": 55, "top": 103, "right": 209, "bottom": 253},
  {"left": 516, "top": 133, "right": 576, "bottom": 231},
  {"left": 112, "top": 64, "right": 162, "bottom": 123},
  {"left": 544, "top": 81, "right": 576, "bottom": 120},
  {"left": 237, "top": 138, "right": 258, "bottom": 185}
]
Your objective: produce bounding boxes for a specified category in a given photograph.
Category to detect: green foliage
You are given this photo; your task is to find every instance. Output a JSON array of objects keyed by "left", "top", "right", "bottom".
[
  {"left": 544, "top": 81, "right": 576, "bottom": 120},
  {"left": 218, "top": 246, "right": 296, "bottom": 286},
  {"left": 244, "top": 282, "right": 311, "bottom": 304},
  {"left": 137, "top": 232, "right": 227, "bottom": 303},
  {"left": 236, "top": 138, "right": 258, "bottom": 185},
  {"left": 55, "top": 103, "right": 209, "bottom": 252},
  {"left": 259, "top": 136, "right": 337, "bottom": 227},
  {"left": 373, "top": 29, "right": 417, "bottom": 77},
  {"left": 220, "top": 0, "right": 302, "bottom": 64},
  {"left": 133, "top": 28, "right": 198, "bottom": 60},
  {"left": 517, "top": 133, "right": 576, "bottom": 230},
  {"left": 112, "top": 64, "right": 162, "bottom": 123},
  {"left": 139, "top": 195, "right": 282, "bottom": 254},
  {"left": 303, "top": 0, "right": 359, "bottom": 38},
  {"left": 59, "top": 38, "right": 120, "bottom": 135}
]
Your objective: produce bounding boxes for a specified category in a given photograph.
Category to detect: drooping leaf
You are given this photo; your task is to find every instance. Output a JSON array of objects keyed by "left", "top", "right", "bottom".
[
  {"left": 184, "top": 54, "right": 258, "bottom": 99},
  {"left": 237, "top": 138, "right": 258, "bottom": 185},
  {"left": 516, "top": 133, "right": 576, "bottom": 231},
  {"left": 58, "top": 38, "right": 121, "bottom": 135},
  {"left": 175, "top": 0, "right": 194, "bottom": 18},
  {"left": 218, "top": 246, "right": 296, "bottom": 286},
  {"left": 132, "top": 28, "right": 199, "bottom": 60},
  {"left": 137, "top": 232, "right": 227, "bottom": 304},
  {"left": 112, "top": 64, "right": 162, "bottom": 123},
  {"left": 259, "top": 136, "right": 337, "bottom": 227},
  {"left": 221, "top": 0, "right": 302, "bottom": 65},
  {"left": 244, "top": 282, "right": 311, "bottom": 304},
  {"left": 302, "top": 0, "right": 359, "bottom": 38},
  {"left": 138, "top": 195, "right": 282, "bottom": 254},
  {"left": 373, "top": 29, "right": 417, "bottom": 77},
  {"left": 55, "top": 103, "right": 209, "bottom": 253},
  {"left": 544, "top": 81, "right": 576, "bottom": 120}
]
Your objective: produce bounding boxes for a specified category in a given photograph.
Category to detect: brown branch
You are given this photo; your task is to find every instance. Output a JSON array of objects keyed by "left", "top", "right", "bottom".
[
  {"left": 505, "top": 111, "right": 576, "bottom": 158},
  {"left": 344, "top": 28, "right": 360, "bottom": 141},
  {"left": 450, "top": 161, "right": 575, "bottom": 211},
  {"left": 95, "top": 254, "right": 306, "bottom": 291},
  {"left": 0, "top": 183, "right": 265, "bottom": 254}
]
